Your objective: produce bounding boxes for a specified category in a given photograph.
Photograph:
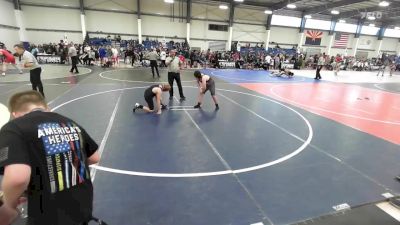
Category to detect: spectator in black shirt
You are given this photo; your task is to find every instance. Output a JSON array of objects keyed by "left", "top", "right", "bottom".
[{"left": 0, "top": 91, "right": 100, "bottom": 225}]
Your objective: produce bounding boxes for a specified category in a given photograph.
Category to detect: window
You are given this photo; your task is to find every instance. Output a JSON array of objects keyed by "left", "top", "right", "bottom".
[
  {"left": 305, "top": 19, "right": 331, "bottom": 31},
  {"left": 271, "top": 15, "right": 302, "bottom": 28},
  {"left": 384, "top": 29, "right": 400, "bottom": 38},
  {"left": 208, "top": 24, "right": 228, "bottom": 32},
  {"left": 335, "top": 22, "right": 357, "bottom": 33},
  {"left": 360, "top": 26, "right": 379, "bottom": 35}
]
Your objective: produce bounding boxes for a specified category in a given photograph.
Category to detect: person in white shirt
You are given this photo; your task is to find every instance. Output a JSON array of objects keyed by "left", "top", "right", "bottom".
[
  {"left": 111, "top": 47, "right": 119, "bottom": 67},
  {"left": 166, "top": 50, "right": 185, "bottom": 101},
  {"left": 88, "top": 48, "right": 95, "bottom": 66},
  {"left": 265, "top": 54, "right": 272, "bottom": 71},
  {"left": 146, "top": 49, "right": 160, "bottom": 78},
  {"left": 14, "top": 44, "right": 44, "bottom": 97},
  {"left": 160, "top": 49, "right": 167, "bottom": 67},
  {"left": 68, "top": 43, "right": 79, "bottom": 73},
  {"left": 84, "top": 45, "right": 91, "bottom": 53},
  {"left": 315, "top": 53, "right": 325, "bottom": 80}
]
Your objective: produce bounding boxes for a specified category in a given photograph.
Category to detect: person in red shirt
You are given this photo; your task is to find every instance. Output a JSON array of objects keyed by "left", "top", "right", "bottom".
[
  {"left": 334, "top": 54, "right": 343, "bottom": 76},
  {"left": 178, "top": 53, "right": 186, "bottom": 68},
  {"left": 0, "top": 48, "right": 22, "bottom": 76}
]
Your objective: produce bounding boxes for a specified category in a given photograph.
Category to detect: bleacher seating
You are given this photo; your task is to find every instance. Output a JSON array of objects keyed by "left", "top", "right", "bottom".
[{"left": 239, "top": 47, "right": 297, "bottom": 56}]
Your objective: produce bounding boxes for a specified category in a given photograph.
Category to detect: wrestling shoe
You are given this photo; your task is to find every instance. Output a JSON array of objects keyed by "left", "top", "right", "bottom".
[{"left": 133, "top": 103, "right": 140, "bottom": 113}]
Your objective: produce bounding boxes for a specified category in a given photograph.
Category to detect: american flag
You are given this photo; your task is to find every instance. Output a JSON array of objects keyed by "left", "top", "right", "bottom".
[
  {"left": 334, "top": 32, "right": 349, "bottom": 48},
  {"left": 39, "top": 123, "right": 71, "bottom": 156}
]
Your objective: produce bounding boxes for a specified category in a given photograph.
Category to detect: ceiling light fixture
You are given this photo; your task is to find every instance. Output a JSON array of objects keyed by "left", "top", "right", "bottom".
[
  {"left": 367, "top": 15, "right": 376, "bottom": 20},
  {"left": 331, "top": 10, "right": 340, "bottom": 15},
  {"left": 287, "top": 3, "right": 296, "bottom": 9},
  {"left": 369, "top": 23, "right": 375, "bottom": 27},
  {"left": 304, "top": 15, "right": 312, "bottom": 19},
  {"left": 219, "top": 4, "right": 228, "bottom": 10},
  {"left": 234, "top": 0, "right": 244, "bottom": 2},
  {"left": 338, "top": 19, "right": 346, "bottom": 23},
  {"left": 164, "top": 0, "right": 174, "bottom": 3},
  {"left": 264, "top": 10, "right": 273, "bottom": 14},
  {"left": 379, "top": 1, "right": 390, "bottom": 7}
]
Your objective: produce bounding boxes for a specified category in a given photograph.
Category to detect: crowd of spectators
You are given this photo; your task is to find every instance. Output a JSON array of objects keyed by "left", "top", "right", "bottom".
[{"left": 4, "top": 37, "right": 398, "bottom": 73}]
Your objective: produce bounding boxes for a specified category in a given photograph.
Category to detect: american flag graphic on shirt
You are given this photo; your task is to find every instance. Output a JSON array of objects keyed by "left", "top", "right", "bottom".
[{"left": 38, "top": 122, "right": 90, "bottom": 193}]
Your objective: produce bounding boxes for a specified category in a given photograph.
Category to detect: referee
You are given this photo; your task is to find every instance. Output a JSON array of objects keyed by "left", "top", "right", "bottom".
[
  {"left": 14, "top": 44, "right": 45, "bottom": 97},
  {"left": 147, "top": 49, "right": 160, "bottom": 78},
  {"left": 68, "top": 43, "right": 79, "bottom": 74},
  {"left": 166, "top": 50, "right": 185, "bottom": 101}
]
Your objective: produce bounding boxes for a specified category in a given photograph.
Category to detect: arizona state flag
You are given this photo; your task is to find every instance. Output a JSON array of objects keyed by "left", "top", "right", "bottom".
[{"left": 305, "top": 30, "right": 323, "bottom": 45}]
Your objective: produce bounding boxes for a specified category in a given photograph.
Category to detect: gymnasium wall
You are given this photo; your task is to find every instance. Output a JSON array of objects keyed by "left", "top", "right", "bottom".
[
  {"left": 0, "top": 0, "right": 19, "bottom": 49},
  {"left": 22, "top": 6, "right": 81, "bottom": 31},
  {"left": 192, "top": 3, "right": 228, "bottom": 21},
  {"left": 85, "top": 0, "right": 136, "bottom": 11},
  {"left": 234, "top": 7, "right": 266, "bottom": 24},
  {"left": 191, "top": 20, "right": 229, "bottom": 41},
  {"left": 0, "top": 0, "right": 17, "bottom": 26},
  {"left": 141, "top": 15, "right": 186, "bottom": 38},
  {"left": 19, "top": 5, "right": 82, "bottom": 44},
  {"left": 232, "top": 23, "right": 266, "bottom": 44},
  {"left": 85, "top": 11, "right": 137, "bottom": 35},
  {"left": 0, "top": 28, "right": 19, "bottom": 50},
  {"left": 381, "top": 37, "right": 399, "bottom": 52},
  {"left": 25, "top": 31, "right": 83, "bottom": 45},
  {"left": 269, "top": 26, "right": 299, "bottom": 46}
]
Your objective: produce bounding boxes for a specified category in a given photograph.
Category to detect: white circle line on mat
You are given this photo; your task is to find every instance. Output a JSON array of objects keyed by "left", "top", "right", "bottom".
[{"left": 53, "top": 86, "right": 313, "bottom": 177}]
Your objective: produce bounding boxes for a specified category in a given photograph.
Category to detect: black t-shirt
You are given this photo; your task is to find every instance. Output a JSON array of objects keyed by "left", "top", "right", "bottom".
[
  {"left": 0, "top": 111, "right": 98, "bottom": 225},
  {"left": 144, "top": 85, "right": 161, "bottom": 98}
]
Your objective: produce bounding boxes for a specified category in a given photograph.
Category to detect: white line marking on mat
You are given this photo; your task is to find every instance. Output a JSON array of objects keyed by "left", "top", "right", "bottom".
[
  {"left": 168, "top": 106, "right": 194, "bottom": 108},
  {"left": 382, "top": 193, "right": 395, "bottom": 198},
  {"left": 174, "top": 96, "right": 232, "bottom": 170},
  {"left": 170, "top": 108, "right": 198, "bottom": 111},
  {"left": 55, "top": 86, "right": 313, "bottom": 178},
  {"left": 377, "top": 202, "right": 400, "bottom": 222},
  {"left": 332, "top": 203, "right": 350, "bottom": 211},
  {"left": 90, "top": 93, "right": 122, "bottom": 182},
  {"left": 174, "top": 96, "right": 275, "bottom": 224}
]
